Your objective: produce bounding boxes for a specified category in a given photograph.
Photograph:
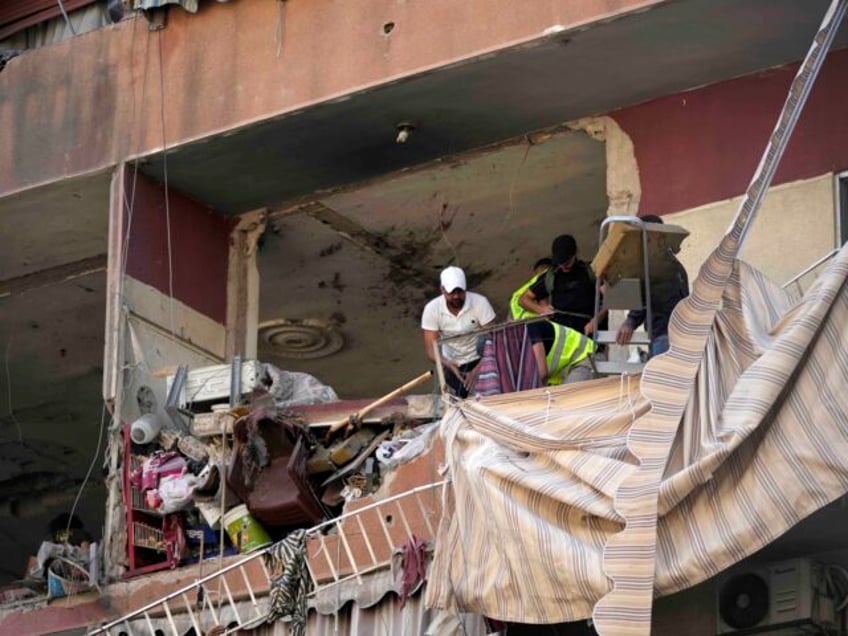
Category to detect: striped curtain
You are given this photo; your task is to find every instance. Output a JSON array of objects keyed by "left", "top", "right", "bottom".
[{"left": 427, "top": 3, "right": 848, "bottom": 633}]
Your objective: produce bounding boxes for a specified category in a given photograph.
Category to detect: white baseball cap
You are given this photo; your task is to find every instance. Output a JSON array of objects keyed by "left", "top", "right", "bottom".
[{"left": 440, "top": 266, "right": 466, "bottom": 292}]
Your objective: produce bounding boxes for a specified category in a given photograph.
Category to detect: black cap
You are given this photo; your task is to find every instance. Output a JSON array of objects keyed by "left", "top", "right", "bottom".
[
  {"left": 641, "top": 214, "right": 664, "bottom": 224},
  {"left": 551, "top": 234, "right": 577, "bottom": 266}
]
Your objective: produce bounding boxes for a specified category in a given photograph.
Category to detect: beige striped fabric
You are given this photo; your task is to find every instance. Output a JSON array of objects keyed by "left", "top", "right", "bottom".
[
  {"left": 592, "top": 1, "right": 847, "bottom": 632},
  {"left": 425, "top": 247, "right": 848, "bottom": 628},
  {"left": 426, "top": 3, "right": 848, "bottom": 633}
]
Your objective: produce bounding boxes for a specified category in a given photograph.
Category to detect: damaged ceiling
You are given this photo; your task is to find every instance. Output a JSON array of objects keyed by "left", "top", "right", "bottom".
[{"left": 257, "top": 129, "right": 608, "bottom": 398}]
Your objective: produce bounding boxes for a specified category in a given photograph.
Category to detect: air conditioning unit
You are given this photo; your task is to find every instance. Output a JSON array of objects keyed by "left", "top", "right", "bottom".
[
  {"left": 716, "top": 558, "right": 836, "bottom": 635},
  {"left": 165, "top": 360, "right": 264, "bottom": 409}
]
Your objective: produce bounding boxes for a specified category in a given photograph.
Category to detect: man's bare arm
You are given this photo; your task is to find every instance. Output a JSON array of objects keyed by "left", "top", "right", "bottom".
[
  {"left": 518, "top": 288, "right": 551, "bottom": 317},
  {"left": 422, "top": 329, "right": 440, "bottom": 363}
]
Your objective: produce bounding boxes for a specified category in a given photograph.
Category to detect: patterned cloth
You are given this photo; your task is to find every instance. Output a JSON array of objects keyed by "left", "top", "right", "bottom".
[
  {"left": 474, "top": 323, "right": 542, "bottom": 396},
  {"left": 264, "top": 529, "right": 310, "bottom": 635}
]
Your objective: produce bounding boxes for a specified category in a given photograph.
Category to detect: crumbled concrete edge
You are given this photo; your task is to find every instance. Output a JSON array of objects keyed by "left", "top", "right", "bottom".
[{"left": 568, "top": 116, "right": 641, "bottom": 217}]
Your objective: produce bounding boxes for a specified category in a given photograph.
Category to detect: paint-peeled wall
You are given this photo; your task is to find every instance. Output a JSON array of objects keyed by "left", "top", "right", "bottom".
[
  {"left": 612, "top": 48, "right": 848, "bottom": 219},
  {"left": 118, "top": 169, "right": 231, "bottom": 429},
  {"left": 609, "top": 47, "right": 848, "bottom": 284}
]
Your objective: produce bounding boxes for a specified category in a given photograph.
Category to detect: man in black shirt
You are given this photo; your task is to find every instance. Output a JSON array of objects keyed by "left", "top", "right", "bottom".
[
  {"left": 519, "top": 234, "right": 604, "bottom": 334},
  {"left": 615, "top": 215, "right": 689, "bottom": 356}
]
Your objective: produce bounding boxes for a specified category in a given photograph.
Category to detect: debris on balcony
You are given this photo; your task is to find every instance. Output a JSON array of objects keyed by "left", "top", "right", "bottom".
[
  {"left": 122, "top": 361, "right": 439, "bottom": 578},
  {"left": 1, "top": 513, "right": 97, "bottom": 604}
]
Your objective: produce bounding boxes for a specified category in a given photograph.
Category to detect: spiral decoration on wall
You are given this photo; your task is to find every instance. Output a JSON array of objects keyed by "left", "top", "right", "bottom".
[{"left": 257, "top": 319, "right": 344, "bottom": 359}]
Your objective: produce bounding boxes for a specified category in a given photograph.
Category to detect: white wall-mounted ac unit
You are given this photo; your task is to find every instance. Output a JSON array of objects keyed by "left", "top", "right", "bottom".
[
  {"left": 166, "top": 360, "right": 264, "bottom": 408},
  {"left": 716, "top": 558, "right": 836, "bottom": 635}
]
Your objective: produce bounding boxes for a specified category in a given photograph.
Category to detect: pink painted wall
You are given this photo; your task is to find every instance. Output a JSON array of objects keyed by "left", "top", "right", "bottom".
[
  {"left": 613, "top": 47, "right": 848, "bottom": 216},
  {"left": 0, "top": 0, "right": 661, "bottom": 196},
  {"left": 125, "top": 170, "right": 231, "bottom": 323}
]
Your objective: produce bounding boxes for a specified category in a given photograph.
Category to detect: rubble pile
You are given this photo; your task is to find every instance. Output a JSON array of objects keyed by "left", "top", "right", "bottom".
[{"left": 125, "top": 362, "right": 436, "bottom": 574}]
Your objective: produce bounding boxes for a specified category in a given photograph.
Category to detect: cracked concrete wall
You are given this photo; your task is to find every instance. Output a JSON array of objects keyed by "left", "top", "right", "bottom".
[{"left": 569, "top": 116, "right": 641, "bottom": 218}]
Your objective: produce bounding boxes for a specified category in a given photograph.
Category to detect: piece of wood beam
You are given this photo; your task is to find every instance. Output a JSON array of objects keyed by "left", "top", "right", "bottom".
[{"left": 323, "top": 371, "right": 433, "bottom": 437}]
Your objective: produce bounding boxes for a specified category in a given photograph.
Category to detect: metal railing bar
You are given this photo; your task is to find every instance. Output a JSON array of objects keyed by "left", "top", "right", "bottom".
[
  {"left": 91, "top": 549, "right": 272, "bottom": 632},
  {"left": 92, "top": 480, "right": 447, "bottom": 634},
  {"left": 782, "top": 248, "right": 838, "bottom": 289},
  {"left": 143, "top": 611, "right": 156, "bottom": 635},
  {"left": 236, "top": 564, "right": 260, "bottom": 615},
  {"left": 335, "top": 521, "right": 362, "bottom": 583},
  {"left": 181, "top": 592, "right": 202, "bottom": 636},
  {"left": 161, "top": 601, "right": 179, "bottom": 636},
  {"left": 374, "top": 504, "right": 395, "bottom": 559},
  {"left": 414, "top": 491, "right": 436, "bottom": 538},
  {"left": 201, "top": 584, "right": 219, "bottom": 625},
  {"left": 354, "top": 514, "right": 378, "bottom": 566},
  {"left": 395, "top": 498, "right": 415, "bottom": 543},
  {"left": 306, "top": 561, "right": 393, "bottom": 597},
  {"left": 307, "top": 480, "right": 446, "bottom": 535},
  {"left": 317, "top": 533, "right": 340, "bottom": 583},
  {"left": 221, "top": 577, "right": 241, "bottom": 626}
]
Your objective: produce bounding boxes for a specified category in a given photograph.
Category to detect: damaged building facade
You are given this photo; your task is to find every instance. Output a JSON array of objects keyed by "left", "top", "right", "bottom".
[{"left": 1, "top": 0, "right": 847, "bottom": 634}]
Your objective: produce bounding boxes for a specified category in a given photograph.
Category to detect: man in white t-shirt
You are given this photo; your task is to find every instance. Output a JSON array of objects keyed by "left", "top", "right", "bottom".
[{"left": 421, "top": 266, "right": 496, "bottom": 398}]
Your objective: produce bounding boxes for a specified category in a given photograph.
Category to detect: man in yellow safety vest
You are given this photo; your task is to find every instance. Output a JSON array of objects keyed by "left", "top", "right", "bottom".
[
  {"left": 508, "top": 257, "right": 552, "bottom": 321},
  {"left": 528, "top": 319, "right": 595, "bottom": 385}
]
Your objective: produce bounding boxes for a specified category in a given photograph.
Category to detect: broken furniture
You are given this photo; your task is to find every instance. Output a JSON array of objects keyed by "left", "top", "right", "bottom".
[
  {"left": 165, "top": 360, "right": 264, "bottom": 410},
  {"left": 226, "top": 409, "right": 324, "bottom": 528}
]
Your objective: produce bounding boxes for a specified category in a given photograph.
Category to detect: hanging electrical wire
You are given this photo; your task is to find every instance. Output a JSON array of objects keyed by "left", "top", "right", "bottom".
[
  {"left": 64, "top": 403, "right": 108, "bottom": 541},
  {"left": 156, "top": 28, "right": 178, "bottom": 339}
]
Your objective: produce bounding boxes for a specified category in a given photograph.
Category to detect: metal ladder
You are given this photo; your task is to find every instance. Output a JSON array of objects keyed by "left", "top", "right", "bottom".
[{"left": 591, "top": 215, "right": 655, "bottom": 376}]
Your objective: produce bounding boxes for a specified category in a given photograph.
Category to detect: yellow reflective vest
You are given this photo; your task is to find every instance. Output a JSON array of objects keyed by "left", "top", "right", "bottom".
[
  {"left": 546, "top": 322, "right": 594, "bottom": 385},
  {"left": 509, "top": 272, "right": 546, "bottom": 320}
]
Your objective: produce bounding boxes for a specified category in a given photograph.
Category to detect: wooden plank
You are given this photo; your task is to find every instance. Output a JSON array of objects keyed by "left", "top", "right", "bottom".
[
  {"left": 591, "top": 221, "right": 689, "bottom": 283},
  {"left": 324, "top": 371, "right": 433, "bottom": 435}
]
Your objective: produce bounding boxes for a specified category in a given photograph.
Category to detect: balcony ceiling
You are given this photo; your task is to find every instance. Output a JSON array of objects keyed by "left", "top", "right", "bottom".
[{"left": 138, "top": 0, "right": 848, "bottom": 215}]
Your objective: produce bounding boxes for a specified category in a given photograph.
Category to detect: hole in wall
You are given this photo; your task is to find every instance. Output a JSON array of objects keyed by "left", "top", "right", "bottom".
[{"left": 383, "top": 21, "right": 395, "bottom": 35}]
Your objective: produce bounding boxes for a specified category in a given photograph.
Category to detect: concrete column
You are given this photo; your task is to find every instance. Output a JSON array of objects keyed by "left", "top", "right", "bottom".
[{"left": 225, "top": 209, "right": 267, "bottom": 360}]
